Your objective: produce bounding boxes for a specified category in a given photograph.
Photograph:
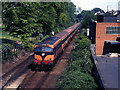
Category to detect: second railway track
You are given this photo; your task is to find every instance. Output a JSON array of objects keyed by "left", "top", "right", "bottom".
[
  {"left": 2, "top": 23, "right": 81, "bottom": 89},
  {"left": 16, "top": 30, "right": 80, "bottom": 89},
  {"left": 1, "top": 54, "right": 34, "bottom": 89}
]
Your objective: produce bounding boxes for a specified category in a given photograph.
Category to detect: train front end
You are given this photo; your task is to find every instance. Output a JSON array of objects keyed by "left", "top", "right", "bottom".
[{"left": 33, "top": 44, "right": 54, "bottom": 68}]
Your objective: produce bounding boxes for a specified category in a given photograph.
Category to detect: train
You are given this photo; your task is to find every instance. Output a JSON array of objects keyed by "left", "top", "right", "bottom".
[{"left": 32, "top": 23, "right": 81, "bottom": 70}]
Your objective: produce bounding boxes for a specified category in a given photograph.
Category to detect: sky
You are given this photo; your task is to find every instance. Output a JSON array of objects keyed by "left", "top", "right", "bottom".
[{"left": 71, "top": 0, "right": 120, "bottom": 11}]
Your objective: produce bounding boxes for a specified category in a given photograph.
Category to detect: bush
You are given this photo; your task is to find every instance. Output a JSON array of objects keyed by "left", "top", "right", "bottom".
[
  {"left": 70, "top": 49, "right": 91, "bottom": 61},
  {"left": 2, "top": 42, "right": 25, "bottom": 64},
  {"left": 2, "top": 43, "right": 14, "bottom": 63},
  {"left": 21, "top": 38, "right": 33, "bottom": 51},
  {"left": 57, "top": 32, "right": 98, "bottom": 88},
  {"left": 57, "top": 70, "right": 98, "bottom": 88},
  {"left": 75, "top": 37, "right": 90, "bottom": 50},
  {"left": 67, "top": 58, "right": 93, "bottom": 74}
]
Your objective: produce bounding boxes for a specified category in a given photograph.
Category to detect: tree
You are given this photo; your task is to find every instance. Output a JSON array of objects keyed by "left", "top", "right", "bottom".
[
  {"left": 76, "top": 8, "right": 104, "bottom": 28},
  {"left": 81, "top": 11, "right": 97, "bottom": 28},
  {"left": 2, "top": 2, "right": 76, "bottom": 37},
  {"left": 92, "top": 8, "right": 104, "bottom": 13},
  {"left": 2, "top": 2, "right": 76, "bottom": 50},
  {"left": 75, "top": 7, "right": 81, "bottom": 14},
  {"left": 76, "top": 14, "right": 83, "bottom": 20}
]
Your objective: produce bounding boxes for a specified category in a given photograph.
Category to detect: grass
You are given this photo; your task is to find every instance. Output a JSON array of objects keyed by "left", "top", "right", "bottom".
[
  {"left": 0, "top": 24, "right": 4, "bottom": 28},
  {"left": 1, "top": 30, "right": 38, "bottom": 42},
  {"left": 0, "top": 25, "right": 2, "bottom": 28},
  {"left": 0, "top": 24, "right": 21, "bottom": 42},
  {"left": 1, "top": 30, "right": 21, "bottom": 42}
]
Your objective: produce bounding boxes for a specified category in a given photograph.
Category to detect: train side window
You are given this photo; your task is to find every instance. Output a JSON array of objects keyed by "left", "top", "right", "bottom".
[
  {"left": 54, "top": 41, "right": 62, "bottom": 52},
  {"left": 56, "top": 42, "right": 62, "bottom": 50},
  {"left": 62, "top": 26, "right": 78, "bottom": 44}
]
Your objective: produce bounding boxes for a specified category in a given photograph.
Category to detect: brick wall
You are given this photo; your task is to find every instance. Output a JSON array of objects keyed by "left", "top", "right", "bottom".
[{"left": 95, "top": 23, "right": 120, "bottom": 55}]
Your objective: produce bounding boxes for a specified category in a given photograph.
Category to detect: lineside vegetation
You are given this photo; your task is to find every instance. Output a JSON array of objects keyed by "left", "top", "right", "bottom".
[{"left": 56, "top": 31, "right": 98, "bottom": 88}]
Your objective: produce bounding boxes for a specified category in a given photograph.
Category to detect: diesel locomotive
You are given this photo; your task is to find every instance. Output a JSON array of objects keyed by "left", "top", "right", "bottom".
[{"left": 32, "top": 23, "right": 81, "bottom": 70}]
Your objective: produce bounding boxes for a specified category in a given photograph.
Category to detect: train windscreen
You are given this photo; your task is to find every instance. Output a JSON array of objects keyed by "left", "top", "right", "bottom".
[
  {"left": 34, "top": 47, "right": 53, "bottom": 52},
  {"left": 44, "top": 47, "right": 53, "bottom": 52},
  {"left": 34, "top": 47, "right": 42, "bottom": 52}
]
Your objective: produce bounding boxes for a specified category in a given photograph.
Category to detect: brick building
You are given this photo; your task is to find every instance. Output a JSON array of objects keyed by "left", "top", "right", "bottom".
[
  {"left": 96, "top": 23, "right": 120, "bottom": 55},
  {"left": 89, "top": 13, "right": 120, "bottom": 55}
]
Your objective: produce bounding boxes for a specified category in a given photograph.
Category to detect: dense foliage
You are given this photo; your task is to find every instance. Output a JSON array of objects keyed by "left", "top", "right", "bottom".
[
  {"left": 2, "top": 43, "right": 23, "bottom": 64},
  {"left": 57, "top": 32, "right": 98, "bottom": 88},
  {"left": 81, "top": 10, "right": 97, "bottom": 28},
  {"left": 92, "top": 8, "right": 104, "bottom": 13},
  {"left": 1, "top": 38, "right": 25, "bottom": 64},
  {"left": 2, "top": 2, "right": 76, "bottom": 49},
  {"left": 76, "top": 8, "right": 104, "bottom": 28},
  {"left": 2, "top": 2, "right": 76, "bottom": 37},
  {"left": 2, "top": 43, "right": 14, "bottom": 63}
]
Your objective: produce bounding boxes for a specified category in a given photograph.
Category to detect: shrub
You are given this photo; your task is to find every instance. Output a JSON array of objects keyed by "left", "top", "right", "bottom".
[
  {"left": 57, "top": 70, "right": 98, "bottom": 88},
  {"left": 2, "top": 43, "right": 14, "bottom": 63},
  {"left": 67, "top": 58, "right": 93, "bottom": 74},
  {"left": 75, "top": 37, "right": 90, "bottom": 50},
  {"left": 57, "top": 32, "right": 98, "bottom": 88},
  {"left": 70, "top": 49, "right": 91, "bottom": 61},
  {"left": 21, "top": 38, "right": 33, "bottom": 51}
]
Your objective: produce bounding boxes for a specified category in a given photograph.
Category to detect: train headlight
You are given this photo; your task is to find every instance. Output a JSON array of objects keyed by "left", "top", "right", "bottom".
[{"left": 42, "top": 53, "right": 45, "bottom": 56}]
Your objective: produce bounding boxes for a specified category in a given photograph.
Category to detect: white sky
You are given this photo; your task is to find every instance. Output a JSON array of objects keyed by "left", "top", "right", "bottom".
[{"left": 71, "top": 0, "right": 120, "bottom": 11}]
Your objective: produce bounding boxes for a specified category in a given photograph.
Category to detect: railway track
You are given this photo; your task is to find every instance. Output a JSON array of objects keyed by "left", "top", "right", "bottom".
[
  {"left": 18, "top": 71, "right": 50, "bottom": 89},
  {"left": 1, "top": 54, "right": 34, "bottom": 89},
  {"left": 1, "top": 52, "right": 33, "bottom": 77},
  {"left": 1, "top": 29, "right": 80, "bottom": 89},
  {"left": 16, "top": 30, "right": 80, "bottom": 89}
]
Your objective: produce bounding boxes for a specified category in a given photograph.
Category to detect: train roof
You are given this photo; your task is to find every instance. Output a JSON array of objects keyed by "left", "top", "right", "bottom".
[
  {"left": 55, "top": 30, "right": 68, "bottom": 39},
  {"left": 36, "top": 36, "right": 61, "bottom": 47},
  {"left": 35, "top": 23, "right": 81, "bottom": 48},
  {"left": 64, "top": 28, "right": 73, "bottom": 33},
  {"left": 69, "top": 26, "right": 75, "bottom": 29},
  {"left": 42, "top": 36, "right": 61, "bottom": 45}
]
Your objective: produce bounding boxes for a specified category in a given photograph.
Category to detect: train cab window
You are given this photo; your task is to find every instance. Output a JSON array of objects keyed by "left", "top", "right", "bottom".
[
  {"left": 34, "top": 47, "right": 53, "bottom": 52},
  {"left": 34, "top": 47, "right": 42, "bottom": 52},
  {"left": 44, "top": 47, "right": 53, "bottom": 52}
]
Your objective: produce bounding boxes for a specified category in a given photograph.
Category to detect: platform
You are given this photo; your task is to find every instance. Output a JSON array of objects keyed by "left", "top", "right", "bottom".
[{"left": 90, "top": 44, "right": 119, "bottom": 88}]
